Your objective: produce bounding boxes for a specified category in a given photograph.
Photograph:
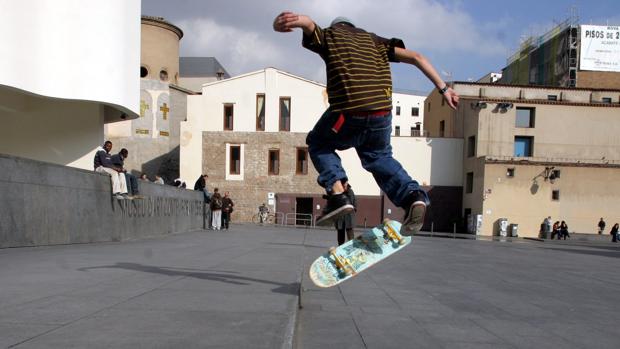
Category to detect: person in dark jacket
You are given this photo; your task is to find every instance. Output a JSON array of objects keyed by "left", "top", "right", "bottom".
[
  {"left": 93, "top": 141, "right": 128, "bottom": 199},
  {"left": 194, "top": 174, "right": 211, "bottom": 203},
  {"left": 560, "top": 221, "right": 570, "bottom": 240},
  {"left": 610, "top": 223, "right": 619, "bottom": 243},
  {"left": 210, "top": 188, "right": 223, "bottom": 230},
  {"left": 111, "top": 148, "right": 141, "bottom": 198},
  {"left": 221, "top": 191, "right": 234, "bottom": 230},
  {"left": 334, "top": 182, "right": 356, "bottom": 245}
]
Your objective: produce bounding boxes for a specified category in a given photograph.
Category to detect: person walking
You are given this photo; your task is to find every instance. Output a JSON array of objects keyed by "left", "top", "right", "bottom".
[
  {"left": 273, "top": 12, "right": 459, "bottom": 235},
  {"left": 610, "top": 223, "right": 619, "bottom": 243},
  {"left": 598, "top": 218, "right": 606, "bottom": 235},
  {"left": 210, "top": 188, "right": 223, "bottom": 230},
  {"left": 334, "top": 183, "right": 356, "bottom": 245},
  {"left": 221, "top": 191, "right": 234, "bottom": 230}
]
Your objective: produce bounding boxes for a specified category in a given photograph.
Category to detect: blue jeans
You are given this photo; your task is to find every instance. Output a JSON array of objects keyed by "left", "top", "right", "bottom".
[{"left": 306, "top": 110, "right": 427, "bottom": 208}]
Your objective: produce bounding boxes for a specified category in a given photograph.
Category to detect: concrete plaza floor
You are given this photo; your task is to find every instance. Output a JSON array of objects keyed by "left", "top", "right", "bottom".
[{"left": 1, "top": 224, "right": 619, "bottom": 348}]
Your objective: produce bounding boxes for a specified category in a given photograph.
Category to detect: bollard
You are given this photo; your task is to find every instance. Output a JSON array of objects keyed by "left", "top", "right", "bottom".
[
  {"left": 453, "top": 223, "right": 456, "bottom": 238},
  {"left": 431, "top": 222, "right": 434, "bottom": 237}
]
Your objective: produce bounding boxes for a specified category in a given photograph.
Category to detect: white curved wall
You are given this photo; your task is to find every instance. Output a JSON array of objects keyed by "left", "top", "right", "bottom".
[{"left": 0, "top": 0, "right": 140, "bottom": 116}]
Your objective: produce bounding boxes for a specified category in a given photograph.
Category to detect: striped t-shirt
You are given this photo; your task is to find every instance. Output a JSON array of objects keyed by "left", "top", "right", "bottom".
[{"left": 302, "top": 23, "right": 404, "bottom": 113}]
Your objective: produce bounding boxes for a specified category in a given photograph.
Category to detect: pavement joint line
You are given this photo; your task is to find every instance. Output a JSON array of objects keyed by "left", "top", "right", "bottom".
[{"left": 5, "top": 273, "right": 189, "bottom": 348}]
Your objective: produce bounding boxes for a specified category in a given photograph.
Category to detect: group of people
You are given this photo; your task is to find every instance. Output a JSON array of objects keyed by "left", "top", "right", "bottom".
[
  {"left": 542, "top": 217, "right": 620, "bottom": 242},
  {"left": 194, "top": 174, "right": 234, "bottom": 230},
  {"left": 598, "top": 218, "right": 620, "bottom": 243},
  {"left": 94, "top": 141, "right": 142, "bottom": 200},
  {"left": 94, "top": 140, "right": 181, "bottom": 199}
]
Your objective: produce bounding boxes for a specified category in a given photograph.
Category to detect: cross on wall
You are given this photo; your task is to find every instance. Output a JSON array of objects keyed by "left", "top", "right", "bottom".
[
  {"left": 160, "top": 103, "right": 170, "bottom": 120},
  {"left": 140, "top": 100, "right": 149, "bottom": 117}
]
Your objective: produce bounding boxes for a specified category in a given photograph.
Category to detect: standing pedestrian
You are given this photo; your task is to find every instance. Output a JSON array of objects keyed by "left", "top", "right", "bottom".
[
  {"left": 222, "top": 191, "right": 234, "bottom": 230},
  {"left": 610, "top": 223, "right": 619, "bottom": 243},
  {"left": 598, "top": 217, "right": 606, "bottom": 235},
  {"left": 543, "top": 216, "right": 552, "bottom": 239},
  {"left": 210, "top": 188, "right": 223, "bottom": 230},
  {"left": 272, "top": 11, "right": 459, "bottom": 234}
]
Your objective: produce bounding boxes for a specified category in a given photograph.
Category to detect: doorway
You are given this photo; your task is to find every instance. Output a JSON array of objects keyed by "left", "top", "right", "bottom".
[{"left": 296, "top": 197, "right": 313, "bottom": 226}]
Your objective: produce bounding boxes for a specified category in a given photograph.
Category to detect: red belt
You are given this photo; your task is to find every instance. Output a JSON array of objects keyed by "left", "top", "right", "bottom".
[{"left": 331, "top": 110, "right": 390, "bottom": 133}]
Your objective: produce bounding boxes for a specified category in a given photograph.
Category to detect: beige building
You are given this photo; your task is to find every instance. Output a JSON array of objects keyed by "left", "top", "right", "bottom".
[
  {"left": 425, "top": 82, "right": 620, "bottom": 237},
  {"left": 106, "top": 16, "right": 228, "bottom": 182}
]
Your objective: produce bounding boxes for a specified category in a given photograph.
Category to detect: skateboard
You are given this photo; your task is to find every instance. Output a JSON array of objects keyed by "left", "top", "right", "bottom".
[{"left": 309, "top": 219, "right": 411, "bottom": 288}]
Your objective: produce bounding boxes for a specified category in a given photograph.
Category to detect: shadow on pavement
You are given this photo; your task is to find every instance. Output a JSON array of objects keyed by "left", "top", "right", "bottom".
[
  {"left": 543, "top": 247, "right": 620, "bottom": 259},
  {"left": 78, "top": 262, "right": 299, "bottom": 295}
]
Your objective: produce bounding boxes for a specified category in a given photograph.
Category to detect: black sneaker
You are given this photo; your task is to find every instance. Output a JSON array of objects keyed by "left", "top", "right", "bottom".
[
  {"left": 401, "top": 191, "right": 428, "bottom": 236},
  {"left": 315, "top": 193, "right": 355, "bottom": 226}
]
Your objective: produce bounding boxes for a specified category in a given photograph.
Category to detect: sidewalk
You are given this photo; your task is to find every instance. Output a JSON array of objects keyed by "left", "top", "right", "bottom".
[
  {"left": 0, "top": 225, "right": 304, "bottom": 348},
  {"left": 297, "top": 229, "right": 620, "bottom": 349},
  {"left": 2, "top": 225, "right": 619, "bottom": 348}
]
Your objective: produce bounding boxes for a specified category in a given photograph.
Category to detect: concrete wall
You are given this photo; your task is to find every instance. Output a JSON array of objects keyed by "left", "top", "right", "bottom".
[{"left": 0, "top": 154, "right": 204, "bottom": 248}]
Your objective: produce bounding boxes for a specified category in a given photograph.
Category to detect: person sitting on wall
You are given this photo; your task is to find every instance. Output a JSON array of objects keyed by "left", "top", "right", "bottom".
[
  {"left": 154, "top": 175, "right": 165, "bottom": 185},
  {"left": 139, "top": 173, "right": 150, "bottom": 181},
  {"left": 111, "top": 148, "right": 142, "bottom": 199},
  {"left": 93, "top": 140, "right": 129, "bottom": 200},
  {"left": 193, "top": 174, "right": 211, "bottom": 203},
  {"left": 173, "top": 178, "right": 186, "bottom": 188}
]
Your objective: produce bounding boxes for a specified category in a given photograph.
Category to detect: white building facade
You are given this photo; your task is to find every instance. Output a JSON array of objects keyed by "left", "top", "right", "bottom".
[
  {"left": 0, "top": 0, "right": 140, "bottom": 170},
  {"left": 180, "top": 68, "right": 462, "bottom": 224}
]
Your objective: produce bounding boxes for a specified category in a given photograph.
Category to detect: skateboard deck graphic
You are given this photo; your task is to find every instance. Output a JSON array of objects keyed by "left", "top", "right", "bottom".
[{"left": 309, "top": 219, "right": 411, "bottom": 288}]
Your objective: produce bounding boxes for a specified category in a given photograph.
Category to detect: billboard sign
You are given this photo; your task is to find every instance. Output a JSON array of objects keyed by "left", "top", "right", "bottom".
[{"left": 580, "top": 25, "right": 620, "bottom": 72}]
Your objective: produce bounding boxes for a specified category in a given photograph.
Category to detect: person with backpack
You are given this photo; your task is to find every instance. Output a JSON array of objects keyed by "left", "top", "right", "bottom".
[{"left": 210, "top": 188, "right": 223, "bottom": 230}]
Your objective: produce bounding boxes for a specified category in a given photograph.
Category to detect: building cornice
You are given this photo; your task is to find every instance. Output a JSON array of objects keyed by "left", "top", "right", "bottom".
[{"left": 141, "top": 15, "right": 183, "bottom": 40}]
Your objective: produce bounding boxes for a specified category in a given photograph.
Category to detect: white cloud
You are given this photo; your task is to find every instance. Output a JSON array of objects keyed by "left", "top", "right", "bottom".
[{"left": 169, "top": 0, "right": 507, "bottom": 87}]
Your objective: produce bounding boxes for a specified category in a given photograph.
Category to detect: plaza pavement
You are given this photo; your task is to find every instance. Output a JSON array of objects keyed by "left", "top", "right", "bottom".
[{"left": 1, "top": 224, "right": 619, "bottom": 348}]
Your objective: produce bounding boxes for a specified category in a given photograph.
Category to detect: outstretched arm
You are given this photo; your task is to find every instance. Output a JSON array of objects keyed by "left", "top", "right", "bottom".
[
  {"left": 273, "top": 11, "right": 315, "bottom": 35},
  {"left": 394, "top": 47, "right": 459, "bottom": 110}
]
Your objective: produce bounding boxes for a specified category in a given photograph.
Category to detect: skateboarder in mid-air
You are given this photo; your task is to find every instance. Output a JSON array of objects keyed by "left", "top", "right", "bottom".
[{"left": 273, "top": 12, "right": 459, "bottom": 234}]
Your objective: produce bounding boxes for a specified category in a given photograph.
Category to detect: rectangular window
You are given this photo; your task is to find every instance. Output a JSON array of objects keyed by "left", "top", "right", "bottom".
[
  {"left": 507, "top": 168, "right": 515, "bottom": 177},
  {"left": 395, "top": 106, "right": 401, "bottom": 115},
  {"left": 439, "top": 120, "right": 445, "bottom": 137},
  {"left": 296, "top": 148, "right": 308, "bottom": 175},
  {"left": 223, "top": 104, "right": 234, "bottom": 131},
  {"left": 395, "top": 126, "right": 400, "bottom": 136},
  {"left": 602, "top": 97, "right": 612, "bottom": 104},
  {"left": 552, "top": 190, "right": 560, "bottom": 201},
  {"left": 279, "top": 97, "right": 291, "bottom": 131},
  {"left": 516, "top": 107, "right": 535, "bottom": 128},
  {"left": 547, "top": 95, "right": 558, "bottom": 101},
  {"left": 467, "top": 135, "right": 476, "bottom": 157},
  {"left": 268, "top": 149, "right": 279, "bottom": 175},
  {"left": 514, "top": 136, "right": 534, "bottom": 157},
  {"left": 256, "top": 94, "right": 265, "bottom": 131},
  {"left": 466, "top": 172, "right": 474, "bottom": 194},
  {"left": 412, "top": 107, "right": 419, "bottom": 116},
  {"left": 428, "top": 102, "right": 431, "bottom": 112},
  {"left": 229, "top": 145, "right": 241, "bottom": 174}
]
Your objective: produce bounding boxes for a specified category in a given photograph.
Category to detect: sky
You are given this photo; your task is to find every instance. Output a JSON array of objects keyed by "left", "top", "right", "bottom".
[{"left": 142, "top": 0, "right": 620, "bottom": 92}]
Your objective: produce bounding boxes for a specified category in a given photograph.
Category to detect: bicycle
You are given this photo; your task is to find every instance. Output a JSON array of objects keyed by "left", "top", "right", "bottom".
[{"left": 252, "top": 212, "right": 275, "bottom": 225}]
